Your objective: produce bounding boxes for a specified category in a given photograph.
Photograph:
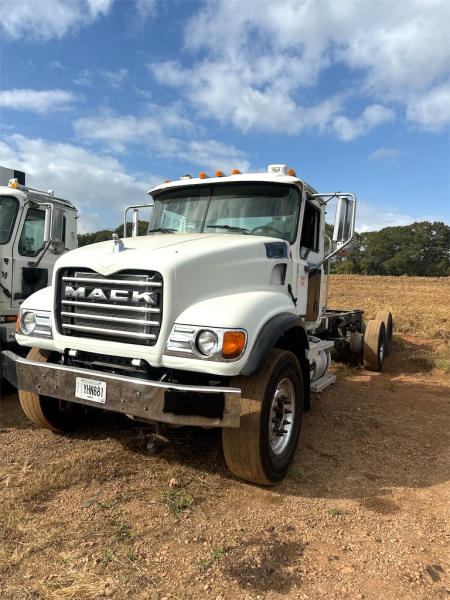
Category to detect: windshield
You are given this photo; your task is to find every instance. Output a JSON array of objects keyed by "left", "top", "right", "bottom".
[
  {"left": 148, "top": 183, "right": 301, "bottom": 243},
  {"left": 0, "top": 195, "right": 19, "bottom": 244}
]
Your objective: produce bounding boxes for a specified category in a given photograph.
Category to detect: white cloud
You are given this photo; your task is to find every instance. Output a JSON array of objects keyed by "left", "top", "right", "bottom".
[
  {"left": 332, "top": 105, "right": 395, "bottom": 141},
  {"left": 357, "top": 202, "right": 418, "bottom": 232},
  {"left": 368, "top": 148, "right": 401, "bottom": 161},
  {"left": 0, "top": 0, "right": 113, "bottom": 40},
  {"left": 1, "top": 134, "right": 159, "bottom": 233},
  {"left": 0, "top": 89, "right": 76, "bottom": 114},
  {"left": 74, "top": 108, "right": 249, "bottom": 171},
  {"left": 135, "top": 0, "right": 157, "bottom": 20},
  {"left": 148, "top": 0, "right": 450, "bottom": 135},
  {"left": 406, "top": 82, "right": 450, "bottom": 130}
]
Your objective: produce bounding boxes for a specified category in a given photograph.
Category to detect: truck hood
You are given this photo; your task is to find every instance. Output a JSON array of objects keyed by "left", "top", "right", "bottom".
[{"left": 53, "top": 233, "right": 284, "bottom": 278}]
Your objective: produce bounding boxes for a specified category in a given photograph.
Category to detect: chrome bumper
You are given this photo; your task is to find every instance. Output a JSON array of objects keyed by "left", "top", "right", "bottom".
[{"left": 1, "top": 350, "right": 241, "bottom": 428}]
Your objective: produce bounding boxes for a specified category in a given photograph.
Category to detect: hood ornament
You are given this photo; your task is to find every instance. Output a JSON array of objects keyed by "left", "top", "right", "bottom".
[{"left": 112, "top": 233, "right": 124, "bottom": 252}]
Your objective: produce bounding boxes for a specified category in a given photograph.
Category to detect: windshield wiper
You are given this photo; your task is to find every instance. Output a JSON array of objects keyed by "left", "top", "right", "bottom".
[
  {"left": 206, "top": 224, "right": 249, "bottom": 233},
  {"left": 148, "top": 227, "right": 177, "bottom": 234}
]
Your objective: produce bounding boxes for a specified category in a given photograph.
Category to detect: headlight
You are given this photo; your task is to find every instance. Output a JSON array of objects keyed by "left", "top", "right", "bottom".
[
  {"left": 196, "top": 329, "right": 219, "bottom": 356},
  {"left": 21, "top": 311, "right": 36, "bottom": 334},
  {"left": 165, "top": 325, "right": 247, "bottom": 361},
  {"left": 18, "top": 309, "right": 53, "bottom": 338}
]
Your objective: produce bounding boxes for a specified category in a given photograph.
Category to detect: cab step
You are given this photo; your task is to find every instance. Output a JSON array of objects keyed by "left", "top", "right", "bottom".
[{"left": 310, "top": 373, "right": 336, "bottom": 393}]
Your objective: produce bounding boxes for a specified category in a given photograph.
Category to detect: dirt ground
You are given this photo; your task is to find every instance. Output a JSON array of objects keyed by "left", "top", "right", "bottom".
[{"left": 0, "top": 276, "right": 449, "bottom": 600}]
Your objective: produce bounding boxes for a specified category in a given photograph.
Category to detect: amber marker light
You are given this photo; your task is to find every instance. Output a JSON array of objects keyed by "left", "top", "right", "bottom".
[
  {"left": 15, "top": 313, "right": 20, "bottom": 333},
  {"left": 231, "top": 169, "right": 241, "bottom": 175},
  {"left": 199, "top": 172, "right": 208, "bottom": 179},
  {"left": 222, "top": 331, "right": 246, "bottom": 359},
  {"left": 215, "top": 170, "right": 224, "bottom": 177},
  {"left": 287, "top": 168, "right": 296, "bottom": 176},
  {"left": 164, "top": 179, "right": 171, "bottom": 183}
]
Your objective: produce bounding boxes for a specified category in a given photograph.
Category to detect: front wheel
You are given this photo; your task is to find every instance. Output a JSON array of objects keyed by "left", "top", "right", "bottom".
[
  {"left": 18, "top": 348, "right": 85, "bottom": 432},
  {"left": 222, "top": 348, "right": 304, "bottom": 485}
]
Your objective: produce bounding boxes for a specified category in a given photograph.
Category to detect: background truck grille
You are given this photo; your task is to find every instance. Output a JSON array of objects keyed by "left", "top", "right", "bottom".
[{"left": 58, "top": 269, "right": 163, "bottom": 346}]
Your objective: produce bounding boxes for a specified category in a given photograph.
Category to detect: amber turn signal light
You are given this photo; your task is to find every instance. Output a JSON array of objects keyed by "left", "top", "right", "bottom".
[
  {"left": 15, "top": 313, "right": 20, "bottom": 333},
  {"left": 222, "top": 331, "right": 246, "bottom": 359}
]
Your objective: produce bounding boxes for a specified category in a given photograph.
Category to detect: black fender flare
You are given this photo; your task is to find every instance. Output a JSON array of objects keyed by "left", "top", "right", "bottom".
[
  {"left": 241, "top": 313, "right": 308, "bottom": 375},
  {"left": 240, "top": 313, "right": 310, "bottom": 410}
]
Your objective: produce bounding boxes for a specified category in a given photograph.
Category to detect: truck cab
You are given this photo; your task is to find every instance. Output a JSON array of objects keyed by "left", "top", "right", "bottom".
[
  {"left": 0, "top": 167, "right": 77, "bottom": 359},
  {"left": 2, "top": 164, "right": 391, "bottom": 485}
]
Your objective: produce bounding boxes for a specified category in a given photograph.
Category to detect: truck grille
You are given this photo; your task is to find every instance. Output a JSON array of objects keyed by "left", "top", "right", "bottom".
[{"left": 58, "top": 269, "right": 163, "bottom": 346}]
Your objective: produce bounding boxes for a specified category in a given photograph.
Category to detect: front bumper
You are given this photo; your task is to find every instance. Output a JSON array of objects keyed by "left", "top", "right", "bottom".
[{"left": 1, "top": 350, "right": 242, "bottom": 428}]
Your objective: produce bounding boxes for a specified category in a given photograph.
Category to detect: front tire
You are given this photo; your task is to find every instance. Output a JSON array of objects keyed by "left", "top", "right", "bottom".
[
  {"left": 19, "top": 348, "right": 84, "bottom": 432},
  {"left": 222, "top": 348, "right": 304, "bottom": 485}
]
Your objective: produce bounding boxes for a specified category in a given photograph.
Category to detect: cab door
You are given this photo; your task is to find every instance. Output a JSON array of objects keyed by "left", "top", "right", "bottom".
[
  {"left": 295, "top": 197, "right": 324, "bottom": 324},
  {"left": 11, "top": 206, "right": 54, "bottom": 308}
]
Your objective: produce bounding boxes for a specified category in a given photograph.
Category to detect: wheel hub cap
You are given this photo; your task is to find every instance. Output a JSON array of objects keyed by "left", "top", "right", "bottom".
[{"left": 269, "top": 377, "right": 295, "bottom": 455}]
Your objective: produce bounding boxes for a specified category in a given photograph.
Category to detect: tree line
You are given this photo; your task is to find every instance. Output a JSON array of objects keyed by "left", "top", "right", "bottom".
[{"left": 78, "top": 221, "right": 449, "bottom": 277}]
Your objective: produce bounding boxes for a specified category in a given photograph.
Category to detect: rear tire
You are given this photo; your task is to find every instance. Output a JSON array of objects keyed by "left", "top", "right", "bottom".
[
  {"left": 222, "top": 348, "right": 303, "bottom": 485},
  {"left": 363, "top": 320, "right": 386, "bottom": 372},
  {"left": 19, "top": 348, "right": 84, "bottom": 432},
  {"left": 376, "top": 311, "right": 393, "bottom": 356}
]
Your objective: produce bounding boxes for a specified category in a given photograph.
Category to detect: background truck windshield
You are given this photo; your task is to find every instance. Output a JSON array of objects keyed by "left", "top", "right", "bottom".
[
  {"left": 0, "top": 196, "right": 19, "bottom": 244},
  {"left": 148, "top": 183, "right": 301, "bottom": 242}
]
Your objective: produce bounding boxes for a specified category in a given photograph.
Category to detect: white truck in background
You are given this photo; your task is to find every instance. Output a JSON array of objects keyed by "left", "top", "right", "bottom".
[
  {"left": 2, "top": 164, "right": 393, "bottom": 484},
  {"left": 0, "top": 167, "right": 77, "bottom": 382}
]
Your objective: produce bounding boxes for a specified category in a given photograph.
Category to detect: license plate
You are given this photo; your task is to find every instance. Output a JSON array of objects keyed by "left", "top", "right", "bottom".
[{"left": 75, "top": 377, "right": 107, "bottom": 404}]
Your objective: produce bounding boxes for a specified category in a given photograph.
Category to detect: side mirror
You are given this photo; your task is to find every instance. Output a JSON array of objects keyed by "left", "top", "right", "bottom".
[
  {"left": 43, "top": 206, "right": 52, "bottom": 243},
  {"left": 51, "top": 207, "right": 65, "bottom": 243},
  {"left": 333, "top": 197, "right": 353, "bottom": 245}
]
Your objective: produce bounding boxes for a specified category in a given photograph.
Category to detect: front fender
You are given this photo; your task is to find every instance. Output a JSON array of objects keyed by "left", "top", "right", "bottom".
[
  {"left": 167, "top": 291, "right": 296, "bottom": 376},
  {"left": 19, "top": 286, "right": 53, "bottom": 312}
]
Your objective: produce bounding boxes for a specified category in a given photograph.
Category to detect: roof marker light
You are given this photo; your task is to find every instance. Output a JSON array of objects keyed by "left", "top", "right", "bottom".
[
  {"left": 215, "top": 170, "right": 224, "bottom": 177},
  {"left": 267, "top": 164, "right": 287, "bottom": 175},
  {"left": 199, "top": 172, "right": 208, "bottom": 179},
  {"left": 231, "top": 169, "right": 241, "bottom": 175},
  {"left": 164, "top": 179, "right": 171, "bottom": 183},
  {"left": 8, "top": 178, "right": 18, "bottom": 189},
  {"left": 180, "top": 174, "right": 192, "bottom": 180},
  {"left": 287, "top": 168, "right": 296, "bottom": 176}
]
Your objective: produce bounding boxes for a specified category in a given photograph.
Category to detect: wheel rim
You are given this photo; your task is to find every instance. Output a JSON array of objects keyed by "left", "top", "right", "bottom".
[{"left": 269, "top": 377, "right": 295, "bottom": 456}]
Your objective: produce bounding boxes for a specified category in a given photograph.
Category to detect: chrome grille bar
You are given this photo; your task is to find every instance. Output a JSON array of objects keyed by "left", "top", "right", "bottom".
[
  {"left": 62, "top": 276, "right": 162, "bottom": 287},
  {"left": 60, "top": 312, "right": 159, "bottom": 327},
  {"left": 62, "top": 323, "right": 156, "bottom": 339},
  {"left": 62, "top": 300, "right": 160, "bottom": 313}
]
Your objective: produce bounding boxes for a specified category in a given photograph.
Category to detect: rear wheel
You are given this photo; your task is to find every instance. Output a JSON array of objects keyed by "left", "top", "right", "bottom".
[
  {"left": 363, "top": 320, "right": 386, "bottom": 372},
  {"left": 18, "top": 348, "right": 84, "bottom": 432},
  {"left": 376, "top": 311, "right": 393, "bottom": 356},
  {"left": 222, "top": 348, "right": 303, "bottom": 485}
]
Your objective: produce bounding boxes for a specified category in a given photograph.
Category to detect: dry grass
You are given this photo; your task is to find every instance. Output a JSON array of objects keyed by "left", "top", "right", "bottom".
[
  {"left": 326, "top": 275, "right": 449, "bottom": 340},
  {"left": 326, "top": 275, "right": 450, "bottom": 371}
]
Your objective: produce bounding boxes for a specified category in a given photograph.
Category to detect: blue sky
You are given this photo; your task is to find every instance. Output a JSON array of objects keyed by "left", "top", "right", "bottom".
[{"left": 0, "top": 0, "right": 449, "bottom": 233}]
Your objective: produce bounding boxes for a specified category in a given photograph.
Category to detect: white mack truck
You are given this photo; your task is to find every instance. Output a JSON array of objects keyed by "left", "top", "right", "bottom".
[
  {"left": 0, "top": 167, "right": 77, "bottom": 382},
  {"left": 1, "top": 165, "right": 392, "bottom": 485}
]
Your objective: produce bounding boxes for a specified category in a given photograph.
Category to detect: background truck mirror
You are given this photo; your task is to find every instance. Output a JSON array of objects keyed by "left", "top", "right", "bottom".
[
  {"left": 51, "top": 208, "right": 65, "bottom": 243},
  {"left": 43, "top": 206, "right": 52, "bottom": 243}
]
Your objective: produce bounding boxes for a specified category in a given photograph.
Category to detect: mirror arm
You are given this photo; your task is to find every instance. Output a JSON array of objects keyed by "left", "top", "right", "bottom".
[
  {"left": 305, "top": 193, "right": 357, "bottom": 272},
  {"left": 28, "top": 240, "right": 52, "bottom": 267},
  {"left": 123, "top": 202, "right": 154, "bottom": 238}
]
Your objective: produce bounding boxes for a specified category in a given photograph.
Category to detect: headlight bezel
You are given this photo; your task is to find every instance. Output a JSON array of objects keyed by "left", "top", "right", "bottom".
[
  {"left": 18, "top": 309, "right": 53, "bottom": 339},
  {"left": 165, "top": 324, "right": 247, "bottom": 362},
  {"left": 21, "top": 311, "right": 37, "bottom": 334}
]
